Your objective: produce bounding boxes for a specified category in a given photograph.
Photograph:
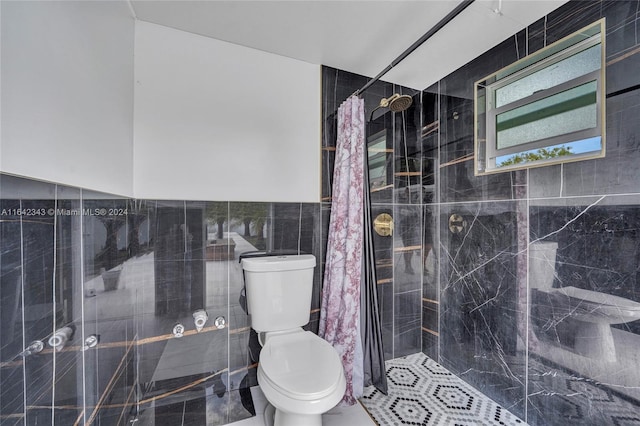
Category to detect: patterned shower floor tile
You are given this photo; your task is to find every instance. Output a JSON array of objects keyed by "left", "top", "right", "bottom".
[{"left": 360, "top": 353, "right": 526, "bottom": 426}]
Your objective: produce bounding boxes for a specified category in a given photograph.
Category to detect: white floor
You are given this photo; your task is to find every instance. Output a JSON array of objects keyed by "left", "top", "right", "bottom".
[{"left": 228, "top": 386, "right": 376, "bottom": 426}]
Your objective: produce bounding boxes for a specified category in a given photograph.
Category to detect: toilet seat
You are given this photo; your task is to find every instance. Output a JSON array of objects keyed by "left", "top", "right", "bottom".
[{"left": 259, "top": 331, "right": 344, "bottom": 401}]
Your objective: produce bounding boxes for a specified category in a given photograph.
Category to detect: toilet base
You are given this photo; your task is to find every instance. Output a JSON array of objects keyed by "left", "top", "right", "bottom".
[
  {"left": 274, "top": 408, "right": 322, "bottom": 426},
  {"left": 571, "top": 319, "right": 617, "bottom": 363},
  {"left": 263, "top": 401, "right": 322, "bottom": 426},
  {"left": 264, "top": 403, "right": 275, "bottom": 426}
]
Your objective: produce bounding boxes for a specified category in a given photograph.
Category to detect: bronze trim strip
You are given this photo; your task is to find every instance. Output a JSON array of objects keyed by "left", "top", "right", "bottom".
[
  {"left": 394, "top": 245, "right": 421, "bottom": 252},
  {"left": 83, "top": 339, "right": 135, "bottom": 426},
  {"left": 440, "top": 153, "right": 474, "bottom": 168},
  {"left": 422, "top": 327, "right": 439, "bottom": 337},
  {"left": 117, "top": 384, "right": 137, "bottom": 425},
  {"left": 607, "top": 44, "right": 640, "bottom": 66},
  {"left": 394, "top": 172, "right": 421, "bottom": 176}
]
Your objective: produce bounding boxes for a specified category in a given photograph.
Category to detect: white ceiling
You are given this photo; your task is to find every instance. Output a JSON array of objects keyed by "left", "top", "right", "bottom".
[{"left": 130, "top": 0, "right": 569, "bottom": 91}]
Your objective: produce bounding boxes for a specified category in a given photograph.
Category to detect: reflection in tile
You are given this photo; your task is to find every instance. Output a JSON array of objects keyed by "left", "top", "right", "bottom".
[
  {"left": 561, "top": 88, "right": 640, "bottom": 197},
  {"left": 394, "top": 290, "right": 421, "bottom": 358},
  {"left": 394, "top": 203, "right": 421, "bottom": 292},
  {"left": 528, "top": 354, "right": 640, "bottom": 426},
  {"left": 0, "top": 176, "right": 327, "bottom": 424},
  {"left": 82, "top": 192, "right": 135, "bottom": 425},
  {"left": 528, "top": 196, "right": 640, "bottom": 417},
  {"left": 150, "top": 330, "right": 227, "bottom": 382},
  {"left": 228, "top": 330, "right": 255, "bottom": 391},
  {"left": 0, "top": 183, "right": 27, "bottom": 423},
  {"left": 393, "top": 91, "right": 421, "bottom": 205},
  {"left": 529, "top": 164, "right": 562, "bottom": 199},
  {"left": 153, "top": 203, "right": 195, "bottom": 317},
  {"left": 439, "top": 202, "right": 525, "bottom": 418}
]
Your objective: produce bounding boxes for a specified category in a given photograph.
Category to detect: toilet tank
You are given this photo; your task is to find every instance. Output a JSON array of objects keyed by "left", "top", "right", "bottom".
[
  {"left": 241, "top": 254, "right": 316, "bottom": 333},
  {"left": 529, "top": 242, "right": 558, "bottom": 290}
]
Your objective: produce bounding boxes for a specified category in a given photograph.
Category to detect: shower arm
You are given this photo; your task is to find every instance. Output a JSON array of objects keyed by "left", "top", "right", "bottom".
[
  {"left": 368, "top": 95, "right": 390, "bottom": 120},
  {"left": 352, "top": 0, "right": 475, "bottom": 97}
]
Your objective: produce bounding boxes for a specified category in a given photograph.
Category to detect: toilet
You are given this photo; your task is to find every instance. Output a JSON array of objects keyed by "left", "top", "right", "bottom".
[
  {"left": 241, "top": 254, "right": 346, "bottom": 426},
  {"left": 530, "top": 242, "right": 640, "bottom": 362}
]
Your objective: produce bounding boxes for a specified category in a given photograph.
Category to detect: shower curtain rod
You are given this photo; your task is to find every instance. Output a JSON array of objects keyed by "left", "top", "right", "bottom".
[{"left": 353, "top": 0, "right": 475, "bottom": 97}]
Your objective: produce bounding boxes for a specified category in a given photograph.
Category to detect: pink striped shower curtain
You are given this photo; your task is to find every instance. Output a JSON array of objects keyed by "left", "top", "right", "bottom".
[{"left": 319, "top": 96, "right": 365, "bottom": 405}]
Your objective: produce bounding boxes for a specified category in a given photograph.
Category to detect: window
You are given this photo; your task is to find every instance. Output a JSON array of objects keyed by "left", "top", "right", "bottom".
[
  {"left": 475, "top": 19, "right": 605, "bottom": 175},
  {"left": 368, "top": 131, "right": 390, "bottom": 190}
]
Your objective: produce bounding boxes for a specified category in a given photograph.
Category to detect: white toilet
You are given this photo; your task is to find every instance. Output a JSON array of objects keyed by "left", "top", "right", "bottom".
[
  {"left": 530, "top": 242, "right": 640, "bottom": 361},
  {"left": 241, "top": 254, "right": 346, "bottom": 426}
]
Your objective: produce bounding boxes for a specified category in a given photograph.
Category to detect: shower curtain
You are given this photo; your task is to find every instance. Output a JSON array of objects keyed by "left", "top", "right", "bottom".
[
  {"left": 320, "top": 95, "right": 387, "bottom": 404},
  {"left": 320, "top": 96, "right": 365, "bottom": 405}
]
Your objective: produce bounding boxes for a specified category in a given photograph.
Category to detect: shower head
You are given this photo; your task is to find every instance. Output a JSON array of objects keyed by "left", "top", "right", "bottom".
[
  {"left": 379, "top": 94, "right": 413, "bottom": 112},
  {"left": 369, "top": 93, "right": 413, "bottom": 121}
]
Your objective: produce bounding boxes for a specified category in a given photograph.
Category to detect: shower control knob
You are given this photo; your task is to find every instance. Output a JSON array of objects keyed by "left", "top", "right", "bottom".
[
  {"left": 49, "top": 326, "right": 74, "bottom": 351},
  {"left": 214, "top": 316, "right": 226, "bottom": 329},
  {"left": 172, "top": 323, "right": 185, "bottom": 338},
  {"left": 83, "top": 334, "right": 100, "bottom": 350},
  {"left": 21, "top": 340, "right": 44, "bottom": 357},
  {"left": 193, "top": 309, "right": 209, "bottom": 332},
  {"left": 30, "top": 340, "right": 45, "bottom": 354},
  {"left": 448, "top": 214, "right": 467, "bottom": 234}
]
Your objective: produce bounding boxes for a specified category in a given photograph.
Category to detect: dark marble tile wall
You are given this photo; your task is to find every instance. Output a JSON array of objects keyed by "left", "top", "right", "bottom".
[
  {"left": 527, "top": 195, "right": 640, "bottom": 425},
  {"left": 425, "top": 1, "right": 640, "bottom": 425},
  {"left": 421, "top": 87, "right": 440, "bottom": 360},
  {"left": 0, "top": 173, "right": 321, "bottom": 425},
  {"left": 322, "top": 66, "right": 424, "bottom": 361},
  {"left": 0, "top": 175, "right": 85, "bottom": 425},
  {"left": 438, "top": 201, "right": 525, "bottom": 415}
]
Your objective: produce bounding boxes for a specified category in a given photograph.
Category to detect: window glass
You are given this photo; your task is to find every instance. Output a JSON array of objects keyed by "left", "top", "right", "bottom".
[
  {"left": 496, "top": 80, "right": 597, "bottom": 149},
  {"left": 495, "top": 44, "right": 600, "bottom": 108},
  {"left": 495, "top": 136, "right": 602, "bottom": 168},
  {"left": 368, "top": 133, "right": 387, "bottom": 189},
  {"left": 474, "top": 19, "right": 605, "bottom": 175}
]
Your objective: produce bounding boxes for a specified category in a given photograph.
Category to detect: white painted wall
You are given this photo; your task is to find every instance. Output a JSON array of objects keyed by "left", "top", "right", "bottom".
[
  {"left": 0, "top": 5, "right": 320, "bottom": 201},
  {"left": 1, "top": 1, "right": 135, "bottom": 196},
  {"left": 133, "top": 21, "right": 321, "bottom": 202}
]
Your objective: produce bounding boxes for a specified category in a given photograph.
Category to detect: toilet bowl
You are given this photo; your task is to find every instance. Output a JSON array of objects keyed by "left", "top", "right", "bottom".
[
  {"left": 530, "top": 242, "right": 640, "bottom": 361},
  {"left": 241, "top": 254, "right": 346, "bottom": 426},
  {"left": 258, "top": 329, "right": 346, "bottom": 426}
]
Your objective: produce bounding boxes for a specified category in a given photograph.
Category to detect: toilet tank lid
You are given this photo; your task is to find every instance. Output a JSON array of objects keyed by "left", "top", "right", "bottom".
[{"left": 241, "top": 254, "right": 316, "bottom": 272}]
